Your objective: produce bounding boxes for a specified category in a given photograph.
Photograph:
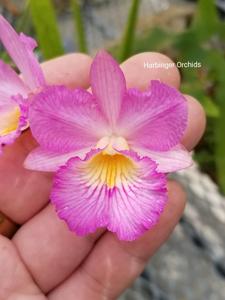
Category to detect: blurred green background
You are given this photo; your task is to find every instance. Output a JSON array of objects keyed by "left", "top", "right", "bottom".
[{"left": 1, "top": 0, "right": 225, "bottom": 192}]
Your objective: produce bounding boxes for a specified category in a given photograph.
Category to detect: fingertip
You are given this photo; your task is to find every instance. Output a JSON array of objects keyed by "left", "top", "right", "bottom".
[
  {"left": 167, "top": 180, "right": 186, "bottom": 217},
  {"left": 41, "top": 53, "right": 92, "bottom": 89},
  {"left": 182, "top": 95, "right": 206, "bottom": 151},
  {"left": 121, "top": 52, "right": 181, "bottom": 90}
]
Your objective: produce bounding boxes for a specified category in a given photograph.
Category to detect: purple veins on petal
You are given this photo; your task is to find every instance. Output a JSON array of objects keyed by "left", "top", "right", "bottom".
[
  {"left": 51, "top": 149, "right": 167, "bottom": 241},
  {"left": 118, "top": 80, "right": 188, "bottom": 151}
]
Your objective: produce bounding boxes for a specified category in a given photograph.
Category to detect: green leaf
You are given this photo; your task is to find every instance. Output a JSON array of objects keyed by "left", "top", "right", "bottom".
[
  {"left": 180, "top": 67, "right": 219, "bottom": 118},
  {"left": 134, "top": 27, "right": 173, "bottom": 53},
  {"left": 29, "top": 0, "right": 64, "bottom": 59},
  {"left": 119, "top": 0, "right": 141, "bottom": 62},
  {"left": 193, "top": 0, "right": 219, "bottom": 39},
  {"left": 174, "top": 29, "right": 200, "bottom": 59},
  {"left": 215, "top": 99, "right": 225, "bottom": 194},
  {"left": 201, "top": 96, "right": 220, "bottom": 118},
  {"left": 71, "top": 0, "right": 87, "bottom": 53},
  {"left": 182, "top": 81, "right": 219, "bottom": 118},
  {"left": 215, "top": 106, "right": 225, "bottom": 193},
  {"left": 212, "top": 54, "right": 225, "bottom": 193}
]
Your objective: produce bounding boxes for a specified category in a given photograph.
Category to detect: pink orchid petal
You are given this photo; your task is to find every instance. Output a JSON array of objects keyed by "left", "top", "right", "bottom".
[
  {"left": 24, "top": 147, "right": 92, "bottom": 172},
  {"left": 29, "top": 86, "right": 109, "bottom": 154},
  {"left": 0, "top": 56, "right": 29, "bottom": 150},
  {"left": 0, "top": 15, "right": 45, "bottom": 90},
  {"left": 117, "top": 80, "right": 188, "bottom": 151},
  {"left": 90, "top": 50, "right": 126, "bottom": 127},
  {"left": 19, "top": 32, "right": 37, "bottom": 51},
  {"left": 51, "top": 149, "right": 167, "bottom": 241},
  {"left": 0, "top": 59, "right": 29, "bottom": 103},
  {"left": 134, "top": 144, "right": 193, "bottom": 173}
]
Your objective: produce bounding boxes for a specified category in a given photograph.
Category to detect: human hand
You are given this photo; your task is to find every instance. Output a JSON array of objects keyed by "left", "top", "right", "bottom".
[{"left": 0, "top": 52, "right": 205, "bottom": 300}]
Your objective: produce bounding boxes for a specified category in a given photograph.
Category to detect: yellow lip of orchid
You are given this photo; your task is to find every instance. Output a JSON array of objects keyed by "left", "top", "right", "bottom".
[
  {"left": 79, "top": 136, "right": 133, "bottom": 189},
  {"left": 77, "top": 136, "right": 134, "bottom": 189},
  {"left": 82, "top": 152, "right": 136, "bottom": 189},
  {"left": 0, "top": 105, "right": 20, "bottom": 136}
]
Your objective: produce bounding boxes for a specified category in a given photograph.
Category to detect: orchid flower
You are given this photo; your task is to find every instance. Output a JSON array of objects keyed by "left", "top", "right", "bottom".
[
  {"left": 25, "top": 51, "right": 192, "bottom": 241},
  {"left": 0, "top": 15, "right": 45, "bottom": 151}
]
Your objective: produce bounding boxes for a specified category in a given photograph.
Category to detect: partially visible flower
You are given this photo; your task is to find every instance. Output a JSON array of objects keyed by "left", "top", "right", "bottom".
[
  {"left": 0, "top": 15, "right": 45, "bottom": 152},
  {"left": 25, "top": 50, "right": 192, "bottom": 241}
]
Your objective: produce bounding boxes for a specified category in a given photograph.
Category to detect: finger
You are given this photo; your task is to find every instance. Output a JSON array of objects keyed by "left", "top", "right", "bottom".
[
  {"left": 0, "top": 235, "right": 43, "bottom": 299},
  {"left": 0, "top": 212, "right": 18, "bottom": 238},
  {"left": 13, "top": 205, "right": 103, "bottom": 293},
  {"left": 182, "top": 95, "right": 206, "bottom": 151},
  {"left": 0, "top": 53, "right": 92, "bottom": 224},
  {"left": 121, "top": 52, "right": 181, "bottom": 89},
  {"left": 48, "top": 181, "right": 186, "bottom": 300},
  {"left": 42, "top": 53, "right": 92, "bottom": 89},
  {"left": 12, "top": 52, "right": 185, "bottom": 293}
]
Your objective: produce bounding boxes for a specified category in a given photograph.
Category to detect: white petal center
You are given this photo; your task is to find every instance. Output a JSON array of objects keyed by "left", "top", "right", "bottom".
[{"left": 96, "top": 135, "right": 129, "bottom": 155}]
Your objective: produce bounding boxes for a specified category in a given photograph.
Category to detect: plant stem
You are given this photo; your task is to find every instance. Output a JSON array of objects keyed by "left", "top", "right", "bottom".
[
  {"left": 71, "top": 0, "right": 87, "bottom": 53},
  {"left": 119, "top": 0, "right": 141, "bottom": 62},
  {"left": 29, "top": 0, "right": 64, "bottom": 59}
]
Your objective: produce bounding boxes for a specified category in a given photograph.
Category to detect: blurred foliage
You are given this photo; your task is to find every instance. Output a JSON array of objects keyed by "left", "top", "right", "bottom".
[
  {"left": 28, "top": 0, "right": 88, "bottom": 56},
  {"left": 71, "top": 0, "right": 87, "bottom": 53},
  {"left": 29, "top": 0, "right": 64, "bottom": 59},
  {"left": 177, "top": 0, "right": 225, "bottom": 192},
  {"left": 119, "top": 0, "right": 141, "bottom": 62}
]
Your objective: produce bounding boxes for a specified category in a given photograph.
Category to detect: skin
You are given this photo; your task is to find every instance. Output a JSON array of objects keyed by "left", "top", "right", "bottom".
[{"left": 0, "top": 52, "right": 206, "bottom": 300}]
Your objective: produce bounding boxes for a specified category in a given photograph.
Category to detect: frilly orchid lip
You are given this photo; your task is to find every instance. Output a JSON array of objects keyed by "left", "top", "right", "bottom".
[
  {"left": 52, "top": 149, "right": 167, "bottom": 241},
  {"left": 25, "top": 50, "right": 192, "bottom": 241},
  {"left": 0, "top": 15, "right": 45, "bottom": 151}
]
